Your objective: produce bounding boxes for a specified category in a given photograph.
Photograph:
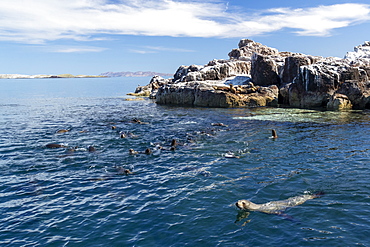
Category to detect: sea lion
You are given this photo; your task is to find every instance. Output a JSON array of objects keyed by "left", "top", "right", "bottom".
[
  {"left": 211, "top": 123, "right": 228, "bottom": 127},
  {"left": 213, "top": 85, "right": 230, "bottom": 91},
  {"left": 224, "top": 152, "right": 240, "bottom": 158},
  {"left": 171, "top": 139, "right": 177, "bottom": 147},
  {"left": 88, "top": 146, "right": 96, "bottom": 152},
  {"left": 271, "top": 129, "right": 278, "bottom": 139},
  {"left": 131, "top": 118, "right": 149, "bottom": 124},
  {"left": 56, "top": 129, "right": 69, "bottom": 134},
  {"left": 111, "top": 126, "right": 117, "bottom": 130},
  {"left": 229, "top": 84, "right": 237, "bottom": 94},
  {"left": 235, "top": 193, "right": 323, "bottom": 215},
  {"left": 46, "top": 143, "right": 66, "bottom": 148},
  {"left": 116, "top": 166, "right": 133, "bottom": 175},
  {"left": 129, "top": 149, "right": 138, "bottom": 155}
]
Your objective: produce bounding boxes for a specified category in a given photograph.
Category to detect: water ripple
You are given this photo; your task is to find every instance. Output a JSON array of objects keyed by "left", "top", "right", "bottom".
[{"left": 1, "top": 79, "right": 370, "bottom": 246}]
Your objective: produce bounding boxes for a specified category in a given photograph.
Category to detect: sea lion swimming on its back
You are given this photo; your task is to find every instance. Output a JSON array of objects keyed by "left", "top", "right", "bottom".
[{"left": 236, "top": 192, "right": 323, "bottom": 215}]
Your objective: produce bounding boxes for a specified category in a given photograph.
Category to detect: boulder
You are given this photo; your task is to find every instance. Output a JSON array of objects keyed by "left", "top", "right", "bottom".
[
  {"left": 327, "top": 93, "right": 353, "bottom": 110},
  {"left": 251, "top": 53, "right": 281, "bottom": 86},
  {"left": 228, "top": 39, "right": 279, "bottom": 60},
  {"left": 337, "top": 80, "right": 370, "bottom": 108}
]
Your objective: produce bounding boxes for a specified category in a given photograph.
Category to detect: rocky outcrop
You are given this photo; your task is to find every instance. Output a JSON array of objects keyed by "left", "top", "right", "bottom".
[
  {"left": 173, "top": 60, "right": 250, "bottom": 82},
  {"left": 228, "top": 39, "right": 279, "bottom": 60},
  {"left": 155, "top": 81, "right": 278, "bottom": 107},
  {"left": 128, "top": 75, "right": 171, "bottom": 97},
  {"left": 132, "top": 40, "right": 370, "bottom": 109}
]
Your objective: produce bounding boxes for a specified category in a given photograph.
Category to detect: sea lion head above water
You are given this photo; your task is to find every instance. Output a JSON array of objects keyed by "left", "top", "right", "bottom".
[
  {"left": 171, "top": 139, "right": 177, "bottom": 146},
  {"left": 129, "top": 148, "right": 138, "bottom": 155},
  {"left": 56, "top": 129, "right": 69, "bottom": 134},
  {"left": 235, "top": 200, "right": 260, "bottom": 211},
  {"left": 271, "top": 129, "right": 278, "bottom": 139},
  {"left": 46, "top": 143, "right": 66, "bottom": 149}
]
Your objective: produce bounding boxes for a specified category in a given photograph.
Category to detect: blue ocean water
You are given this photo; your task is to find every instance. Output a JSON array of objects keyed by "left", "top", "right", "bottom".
[{"left": 0, "top": 77, "right": 369, "bottom": 246}]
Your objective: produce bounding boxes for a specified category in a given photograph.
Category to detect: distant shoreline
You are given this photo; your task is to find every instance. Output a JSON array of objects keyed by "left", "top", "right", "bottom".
[
  {"left": 0, "top": 71, "right": 172, "bottom": 79},
  {"left": 99, "top": 71, "right": 173, "bottom": 77},
  {"left": 0, "top": 74, "right": 106, "bottom": 79}
]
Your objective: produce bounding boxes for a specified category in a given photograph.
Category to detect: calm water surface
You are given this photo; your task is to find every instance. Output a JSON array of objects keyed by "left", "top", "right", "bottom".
[{"left": 0, "top": 77, "right": 369, "bottom": 246}]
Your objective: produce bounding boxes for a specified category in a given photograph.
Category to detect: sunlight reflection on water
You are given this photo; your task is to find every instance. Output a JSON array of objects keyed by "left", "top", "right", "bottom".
[{"left": 0, "top": 78, "right": 369, "bottom": 246}]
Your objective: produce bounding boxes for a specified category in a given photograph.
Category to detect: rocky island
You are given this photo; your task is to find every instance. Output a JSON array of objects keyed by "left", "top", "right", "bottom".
[{"left": 132, "top": 39, "right": 370, "bottom": 110}]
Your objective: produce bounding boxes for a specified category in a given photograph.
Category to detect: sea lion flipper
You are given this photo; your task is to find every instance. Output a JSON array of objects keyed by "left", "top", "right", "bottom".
[
  {"left": 278, "top": 213, "right": 297, "bottom": 222},
  {"left": 313, "top": 191, "right": 325, "bottom": 198}
]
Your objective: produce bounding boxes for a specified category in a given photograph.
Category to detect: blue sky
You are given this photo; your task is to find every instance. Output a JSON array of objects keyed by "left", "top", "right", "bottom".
[{"left": 0, "top": 0, "right": 370, "bottom": 75}]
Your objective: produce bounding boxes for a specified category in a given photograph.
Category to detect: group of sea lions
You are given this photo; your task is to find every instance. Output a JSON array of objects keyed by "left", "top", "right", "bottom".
[
  {"left": 46, "top": 119, "right": 317, "bottom": 219},
  {"left": 213, "top": 83, "right": 258, "bottom": 94}
]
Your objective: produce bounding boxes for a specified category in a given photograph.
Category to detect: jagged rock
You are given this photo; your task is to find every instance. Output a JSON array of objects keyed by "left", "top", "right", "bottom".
[
  {"left": 327, "top": 93, "right": 353, "bottom": 110},
  {"left": 173, "top": 60, "right": 250, "bottom": 82},
  {"left": 128, "top": 75, "right": 171, "bottom": 98},
  {"left": 251, "top": 53, "right": 281, "bottom": 86},
  {"left": 345, "top": 41, "right": 370, "bottom": 66},
  {"left": 228, "top": 39, "right": 279, "bottom": 60}
]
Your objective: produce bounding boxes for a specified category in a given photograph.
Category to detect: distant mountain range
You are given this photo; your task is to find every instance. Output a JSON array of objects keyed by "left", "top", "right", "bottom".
[{"left": 100, "top": 71, "right": 173, "bottom": 77}]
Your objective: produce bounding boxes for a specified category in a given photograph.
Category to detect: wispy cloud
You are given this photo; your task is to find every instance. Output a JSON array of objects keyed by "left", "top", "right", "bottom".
[
  {"left": 129, "top": 46, "right": 195, "bottom": 54},
  {"left": 48, "top": 46, "right": 108, "bottom": 53},
  {"left": 129, "top": 49, "right": 157, "bottom": 54},
  {"left": 0, "top": 0, "right": 369, "bottom": 44}
]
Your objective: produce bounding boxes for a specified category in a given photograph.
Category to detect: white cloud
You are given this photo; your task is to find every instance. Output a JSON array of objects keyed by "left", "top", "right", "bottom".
[
  {"left": 49, "top": 46, "right": 108, "bottom": 53},
  {"left": 0, "top": 1, "right": 369, "bottom": 44},
  {"left": 129, "top": 46, "right": 194, "bottom": 54},
  {"left": 129, "top": 49, "right": 157, "bottom": 54}
]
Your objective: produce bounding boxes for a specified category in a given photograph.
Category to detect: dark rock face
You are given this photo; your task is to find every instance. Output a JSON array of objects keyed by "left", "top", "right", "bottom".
[
  {"left": 337, "top": 80, "right": 370, "bottom": 108},
  {"left": 155, "top": 81, "right": 279, "bottom": 108},
  {"left": 251, "top": 54, "right": 281, "bottom": 86},
  {"left": 132, "top": 40, "right": 370, "bottom": 109},
  {"left": 281, "top": 55, "right": 313, "bottom": 84}
]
